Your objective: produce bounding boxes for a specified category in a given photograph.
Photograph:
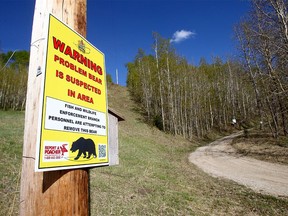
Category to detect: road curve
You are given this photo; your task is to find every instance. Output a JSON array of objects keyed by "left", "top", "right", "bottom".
[{"left": 189, "top": 132, "right": 288, "bottom": 197}]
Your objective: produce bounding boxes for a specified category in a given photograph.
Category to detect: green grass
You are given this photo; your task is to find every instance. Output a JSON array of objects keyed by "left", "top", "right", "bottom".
[
  {"left": 1, "top": 85, "right": 288, "bottom": 215},
  {"left": 0, "top": 111, "right": 24, "bottom": 216}
]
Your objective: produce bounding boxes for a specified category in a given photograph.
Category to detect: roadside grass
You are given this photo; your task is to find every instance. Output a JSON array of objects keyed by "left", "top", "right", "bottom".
[
  {"left": 0, "top": 111, "right": 24, "bottom": 216},
  {"left": 90, "top": 85, "right": 288, "bottom": 215},
  {"left": 1, "top": 85, "right": 288, "bottom": 215},
  {"left": 231, "top": 130, "right": 288, "bottom": 165}
]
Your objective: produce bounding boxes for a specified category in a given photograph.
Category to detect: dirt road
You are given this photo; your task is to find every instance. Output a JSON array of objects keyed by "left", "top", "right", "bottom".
[{"left": 189, "top": 132, "right": 288, "bottom": 197}]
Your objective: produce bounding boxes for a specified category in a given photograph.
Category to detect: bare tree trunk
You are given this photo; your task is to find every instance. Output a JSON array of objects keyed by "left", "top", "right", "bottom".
[{"left": 153, "top": 34, "right": 166, "bottom": 131}]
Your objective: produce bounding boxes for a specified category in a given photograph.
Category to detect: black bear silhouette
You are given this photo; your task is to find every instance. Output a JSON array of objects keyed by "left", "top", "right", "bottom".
[{"left": 70, "top": 137, "right": 97, "bottom": 160}]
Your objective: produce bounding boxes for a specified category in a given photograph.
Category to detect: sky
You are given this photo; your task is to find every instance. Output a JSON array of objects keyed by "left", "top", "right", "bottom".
[{"left": 0, "top": 0, "right": 251, "bottom": 86}]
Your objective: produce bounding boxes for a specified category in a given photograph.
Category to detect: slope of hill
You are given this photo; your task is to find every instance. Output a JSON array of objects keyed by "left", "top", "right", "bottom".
[
  {"left": 0, "top": 84, "right": 288, "bottom": 215},
  {"left": 89, "top": 84, "right": 288, "bottom": 215}
]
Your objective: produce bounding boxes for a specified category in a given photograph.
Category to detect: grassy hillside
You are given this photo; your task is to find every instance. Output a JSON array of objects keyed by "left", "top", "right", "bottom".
[
  {"left": 90, "top": 84, "right": 288, "bottom": 215},
  {"left": 0, "top": 84, "right": 288, "bottom": 215}
]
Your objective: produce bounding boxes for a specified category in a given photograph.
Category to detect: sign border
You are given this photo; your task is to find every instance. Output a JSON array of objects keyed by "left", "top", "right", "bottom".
[{"left": 35, "top": 13, "right": 109, "bottom": 172}]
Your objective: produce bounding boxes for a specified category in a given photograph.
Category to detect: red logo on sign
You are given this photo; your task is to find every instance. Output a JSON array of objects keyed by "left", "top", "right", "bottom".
[{"left": 60, "top": 144, "right": 68, "bottom": 156}]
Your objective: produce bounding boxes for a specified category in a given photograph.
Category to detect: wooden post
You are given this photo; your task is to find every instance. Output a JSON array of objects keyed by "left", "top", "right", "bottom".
[{"left": 20, "top": 0, "right": 89, "bottom": 215}]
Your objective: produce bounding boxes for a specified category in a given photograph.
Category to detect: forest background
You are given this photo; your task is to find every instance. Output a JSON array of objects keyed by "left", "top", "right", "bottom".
[
  {"left": 126, "top": 0, "right": 288, "bottom": 139},
  {"left": 0, "top": 0, "right": 287, "bottom": 139}
]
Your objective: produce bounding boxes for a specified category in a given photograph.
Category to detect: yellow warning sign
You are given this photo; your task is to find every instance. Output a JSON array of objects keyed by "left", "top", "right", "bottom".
[{"left": 36, "top": 14, "right": 108, "bottom": 171}]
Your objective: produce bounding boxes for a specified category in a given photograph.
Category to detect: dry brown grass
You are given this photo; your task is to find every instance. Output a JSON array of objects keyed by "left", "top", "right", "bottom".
[{"left": 232, "top": 132, "right": 288, "bottom": 165}]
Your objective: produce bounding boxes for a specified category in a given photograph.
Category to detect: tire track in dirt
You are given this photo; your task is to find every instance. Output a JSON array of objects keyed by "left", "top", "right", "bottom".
[{"left": 189, "top": 132, "right": 288, "bottom": 197}]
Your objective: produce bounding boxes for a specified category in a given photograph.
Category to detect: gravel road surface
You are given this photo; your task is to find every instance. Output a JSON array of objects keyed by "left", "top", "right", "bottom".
[{"left": 189, "top": 132, "right": 288, "bottom": 197}]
